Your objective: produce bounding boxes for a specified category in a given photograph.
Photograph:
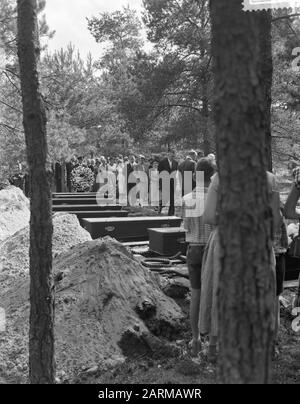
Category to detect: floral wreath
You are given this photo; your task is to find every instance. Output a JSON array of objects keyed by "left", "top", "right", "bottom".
[{"left": 71, "top": 165, "right": 94, "bottom": 192}]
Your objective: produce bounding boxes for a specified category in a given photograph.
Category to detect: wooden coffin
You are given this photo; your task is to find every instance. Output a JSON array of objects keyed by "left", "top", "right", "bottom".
[
  {"left": 148, "top": 227, "right": 186, "bottom": 256},
  {"left": 52, "top": 193, "right": 97, "bottom": 198},
  {"left": 81, "top": 216, "right": 182, "bottom": 241},
  {"left": 52, "top": 204, "right": 122, "bottom": 212}
]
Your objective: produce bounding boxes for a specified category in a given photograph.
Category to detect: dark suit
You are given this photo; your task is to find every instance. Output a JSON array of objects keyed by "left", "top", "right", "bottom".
[
  {"left": 127, "top": 162, "right": 137, "bottom": 196},
  {"left": 158, "top": 158, "right": 179, "bottom": 216},
  {"left": 55, "top": 162, "right": 62, "bottom": 192},
  {"left": 178, "top": 158, "right": 196, "bottom": 196},
  {"left": 66, "top": 162, "right": 75, "bottom": 192}
]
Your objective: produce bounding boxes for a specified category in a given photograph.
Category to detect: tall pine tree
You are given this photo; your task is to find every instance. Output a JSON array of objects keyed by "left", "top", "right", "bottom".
[
  {"left": 210, "top": 0, "right": 274, "bottom": 383},
  {"left": 17, "top": 0, "right": 55, "bottom": 384}
]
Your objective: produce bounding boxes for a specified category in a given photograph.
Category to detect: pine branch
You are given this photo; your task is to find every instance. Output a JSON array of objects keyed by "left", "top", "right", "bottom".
[
  {"left": 272, "top": 13, "right": 300, "bottom": 22},
  {"left": 0, "top": 99, "right": 22, "bottom": 114}
]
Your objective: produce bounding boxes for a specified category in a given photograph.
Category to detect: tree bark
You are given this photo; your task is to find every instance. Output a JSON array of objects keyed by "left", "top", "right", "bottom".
[
  {"left": 202, "top": 76, "right": 210, "bottom": 155},
  {"left": 17, "top": 0, "right": 55, "bottom": 384},
  {"left": 210, "top": 0, "right": 274, "bottom": 383},
  {"left": 258, "top": 11, "right": 273, "bottom": 171},
  {"left": 200, "top": 4, "right": 211, "bottom": 156}
]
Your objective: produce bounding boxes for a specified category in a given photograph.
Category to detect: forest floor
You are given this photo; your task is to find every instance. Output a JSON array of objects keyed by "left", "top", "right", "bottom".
[{"left": 76, "top": 289, "right": 300, "bottom": 385}]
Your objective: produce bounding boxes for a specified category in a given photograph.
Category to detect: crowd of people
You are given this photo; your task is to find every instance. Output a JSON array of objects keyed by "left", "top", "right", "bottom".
[
  {"left": 7, "top": 150, "right": 217, "bottom": 203},
  {"left": 62, "top": 150, "right": 217, "bottom": 213},
  {"left": 182, "top": 159, "right": 300, "bottom": 361}
]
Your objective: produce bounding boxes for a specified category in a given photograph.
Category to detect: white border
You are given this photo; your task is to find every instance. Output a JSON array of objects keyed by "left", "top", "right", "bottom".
[{"left": 243, "top": 0, "right": 300, "bottom": 11}]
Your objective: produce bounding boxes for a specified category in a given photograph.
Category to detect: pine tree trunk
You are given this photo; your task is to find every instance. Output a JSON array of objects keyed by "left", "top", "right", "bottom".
[
  {"left": 210, "top": 0, "right": 274, "bottom": 384},
  {"left": 17, "top": 0, "right": 55, "bottom": 384},
  {"left": 258, "top": 11, "right": 273, "bottom": 171},
  {"left": 202, "top": 79, "right": 210, "bottom": 155},
  {"left": 200, "top": 8, "right": 211, "bottom": 156}
]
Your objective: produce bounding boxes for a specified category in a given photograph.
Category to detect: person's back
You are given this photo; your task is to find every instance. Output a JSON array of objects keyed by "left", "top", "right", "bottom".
[
  {"left": 183, "top": 187, "right": 213, "bottom": 245},
  {"left": 179, "top": 151, "right": 197, "bottom": 196},
  {"left": 182, "top": 158, "right": 215, "bottom": 357},
  {"left": 203, "top": 171, "right": 281, "bottom": 229},
  {"left": 179, "top": 159, "right": 196, "bottom": 196},
  {"left": 201, "top": 169, "right": 282, "bottom": 360}
]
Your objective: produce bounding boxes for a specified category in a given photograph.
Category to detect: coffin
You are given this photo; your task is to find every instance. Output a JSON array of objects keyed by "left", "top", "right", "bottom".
[
  {"left": 52, "top": 193, "right": 97, "bottom": 198},
  {"left": 52, "top": 198, "right": 108, "bottom": 205},
  {"left": 81, "top": 216, "right": 182, "bottom": 241},
  {"left": 148, "top": 227, "right": 186, "bottom": 256},
  {"left": 70, "top": 210, "right": 129, "bottom": 220},
  {"left": 52, "top": 204, "right": 122, "bottom": 212}
]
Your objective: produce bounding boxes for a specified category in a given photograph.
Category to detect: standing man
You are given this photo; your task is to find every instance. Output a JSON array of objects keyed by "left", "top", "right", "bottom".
[
  {"left": 66, "top": 156, "right": 78, "bottom": 192},
  {"left": 158, "top": 149, "right": 179, "bottom": 216},
  {"left": 182, "top": 158, "right": 215, "bottom": 357},
  {"left": 55, "top": 160, "right": 62, "bottom": 193},
  {"left": 127, "top": 155, "right": 137, "bottom": 201},
  {"left": 178, "top": 150, "right": 197, "bottom": 196}
]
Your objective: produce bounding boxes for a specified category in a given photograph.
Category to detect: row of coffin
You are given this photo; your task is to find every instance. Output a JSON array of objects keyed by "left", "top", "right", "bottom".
[
  {"left": 52, "top": 192, "right": 184, "bottom": 255},
  {"left": 52, "top": 193, "right": 300, "bottom": 280}
]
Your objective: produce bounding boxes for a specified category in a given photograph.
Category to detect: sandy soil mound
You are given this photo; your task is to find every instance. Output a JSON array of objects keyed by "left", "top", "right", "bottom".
[
  {"left": 0, "top": 237, "right": 184, "bottom": 382},
  {"left": 0, "top": 213, "right": 92, "bottom": 290},
  {"left": 0, "top": 186, "right": 30, "bottom": 243}
]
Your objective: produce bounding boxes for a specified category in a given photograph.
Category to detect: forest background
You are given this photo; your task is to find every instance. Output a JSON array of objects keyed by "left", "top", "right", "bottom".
[{"left": 0, "top": 0, "right": 299, "bottom": 179}]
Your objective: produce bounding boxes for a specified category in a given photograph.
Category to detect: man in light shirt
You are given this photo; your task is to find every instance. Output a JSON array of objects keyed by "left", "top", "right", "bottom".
[{"left": 182, "top": 158, "right": 215, "bottom": 357}]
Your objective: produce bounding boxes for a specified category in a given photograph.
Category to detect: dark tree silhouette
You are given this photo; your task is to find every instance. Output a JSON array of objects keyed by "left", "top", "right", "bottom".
[
  {"left": 210, "top": 0, "right": 274, "bottom": 383},
  {"left": 17, "top": 0, "right": 55, "bottom": 384},
  {"left": 258, "top": 11, "right": 273, "bottom": 171}
]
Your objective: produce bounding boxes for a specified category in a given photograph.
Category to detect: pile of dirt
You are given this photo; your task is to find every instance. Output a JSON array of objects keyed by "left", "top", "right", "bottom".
[
  {"left": 0, "top": 186, "right": 30, "bottom": 243},
  {"left": 0, "top": 213, "right": 92, "bottom": 291},
  {"left": 0, "top": 237, "right": 184, "bottom": 382}
]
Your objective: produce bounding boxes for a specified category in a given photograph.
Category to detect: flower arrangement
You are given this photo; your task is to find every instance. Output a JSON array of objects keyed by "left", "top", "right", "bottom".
[{"left": 71, "top": 166, "right": 94, "bottom": 192}]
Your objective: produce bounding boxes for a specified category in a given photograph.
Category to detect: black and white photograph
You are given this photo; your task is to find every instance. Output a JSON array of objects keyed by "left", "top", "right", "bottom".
[{"left": 0, "top": 0, "right": 300, "bottom": 388}]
